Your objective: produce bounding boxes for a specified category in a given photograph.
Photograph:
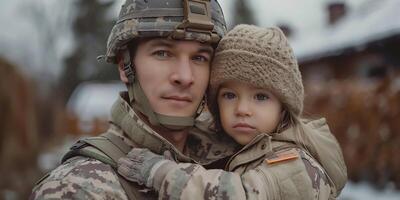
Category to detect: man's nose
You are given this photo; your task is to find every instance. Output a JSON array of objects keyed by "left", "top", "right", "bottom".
[
  {"left": 235, "top": 99, "right": 252, "bottom": 117},
  {"left": 170, "top": 57, "right": 194, "bottom": 87}
]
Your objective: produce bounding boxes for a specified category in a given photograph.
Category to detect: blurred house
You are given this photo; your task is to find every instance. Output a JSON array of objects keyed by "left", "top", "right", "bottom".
[
  {"left": 292, "top": 0, "right": 400, "bottom": 81},
  {"left": 65, "top": 81, "right": 125, "bottom": 136},
  {"left": 291, "top": 0, "right": 400, "bottom": 189}
]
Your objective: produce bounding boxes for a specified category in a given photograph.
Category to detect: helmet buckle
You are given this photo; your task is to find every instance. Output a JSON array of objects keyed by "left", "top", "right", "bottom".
[{"left": 123, "top": 50, "right": 135, "bottom": 83}]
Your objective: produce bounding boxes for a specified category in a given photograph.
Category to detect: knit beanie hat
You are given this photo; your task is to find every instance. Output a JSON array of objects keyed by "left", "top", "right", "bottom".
[{"left": 208, "top": 24, "right": 304, "bottom": 117}]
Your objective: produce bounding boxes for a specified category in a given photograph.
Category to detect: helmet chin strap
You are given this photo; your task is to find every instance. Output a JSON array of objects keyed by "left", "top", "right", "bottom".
[{"left": 123, "top": 50, "right": 204, "bottom": 131}]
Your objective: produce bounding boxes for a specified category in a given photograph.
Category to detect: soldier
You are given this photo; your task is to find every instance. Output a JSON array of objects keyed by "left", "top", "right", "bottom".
[
  {"left": 30, "top": 0, "right": 238, "bottom": 199},
  {"left": 117, "top": 25, "right": 348, "bottom": 199}
]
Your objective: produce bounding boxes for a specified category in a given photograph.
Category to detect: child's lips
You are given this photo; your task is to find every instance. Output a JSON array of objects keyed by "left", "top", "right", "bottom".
[{"left": 232, "top": 123, "right": 256, "bottom": 132}]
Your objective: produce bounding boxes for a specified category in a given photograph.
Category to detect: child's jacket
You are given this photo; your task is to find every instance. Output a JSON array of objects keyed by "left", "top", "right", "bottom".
[{"left": 155, "top": 118, "right": 347, "bottom": 200}]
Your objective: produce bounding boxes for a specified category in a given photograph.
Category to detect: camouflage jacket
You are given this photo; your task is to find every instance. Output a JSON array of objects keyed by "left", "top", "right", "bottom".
[
  {"left": 30, "top": 92, "right": 237, "bottom": 199},
  {"left": 153, "top": 118, "right": 348, "bottom": 200}
]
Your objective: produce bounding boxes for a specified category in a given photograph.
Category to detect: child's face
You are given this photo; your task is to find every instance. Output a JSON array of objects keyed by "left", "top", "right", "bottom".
[{"left": 217, "top": 81, "right": 283, "bottom": 145}]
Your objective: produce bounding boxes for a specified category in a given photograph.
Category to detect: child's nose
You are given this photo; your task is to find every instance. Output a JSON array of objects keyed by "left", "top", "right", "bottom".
[{"left": 235, "top": 100, "right": 252, "bottom": 117}]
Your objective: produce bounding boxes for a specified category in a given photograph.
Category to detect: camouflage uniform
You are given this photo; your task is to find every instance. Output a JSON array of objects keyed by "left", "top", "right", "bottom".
[
  {"left": 135, "top": 118, "right": 348, "bottom": 200},
  {"left": 31, "top": 0, "right": 231, "bottom": 199},
  {"left": 30, "top": 92, "right": 237, "bottom": 199}
]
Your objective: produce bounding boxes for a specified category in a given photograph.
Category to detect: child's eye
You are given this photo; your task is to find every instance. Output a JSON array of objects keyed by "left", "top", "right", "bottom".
[
  {"left": 222, "top": 92, "right": 236, "bottom": 100},
  {"left": 255, "top": 93, "right": 269, "bottom": 101}
]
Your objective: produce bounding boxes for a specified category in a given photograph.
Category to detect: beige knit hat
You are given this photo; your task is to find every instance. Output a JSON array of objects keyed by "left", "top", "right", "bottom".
[{"left": 208, "top": 24, "right": 304, "bottom": 117}]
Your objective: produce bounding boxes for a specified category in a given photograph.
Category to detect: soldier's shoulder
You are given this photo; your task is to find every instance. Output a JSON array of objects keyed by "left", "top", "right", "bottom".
[{"left": 31, "top": 156, "right": 128, "bottom": 199}]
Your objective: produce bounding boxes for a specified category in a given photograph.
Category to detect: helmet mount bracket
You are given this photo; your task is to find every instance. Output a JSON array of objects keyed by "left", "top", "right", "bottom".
[{"left": 171, "top": 0, "right": 219, "bottom": 43}]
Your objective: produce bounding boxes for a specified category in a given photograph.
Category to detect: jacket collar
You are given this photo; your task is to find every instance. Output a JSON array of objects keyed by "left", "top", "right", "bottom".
[{"left": 109, "top": 92, "right": 237, "bottom": 164}]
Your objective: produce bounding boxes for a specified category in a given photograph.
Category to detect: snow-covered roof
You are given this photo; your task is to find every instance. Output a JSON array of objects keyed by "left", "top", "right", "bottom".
[
  {"left": 66, "top": 82, "right": 125, "bottom": 121},
  {"left": 291, "top": 0, "right": 400, "bottom": 62}
]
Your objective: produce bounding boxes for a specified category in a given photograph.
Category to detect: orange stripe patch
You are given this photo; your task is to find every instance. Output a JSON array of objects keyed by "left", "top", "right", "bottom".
[{"left": 265, "top": 150, "right": 299, "bottom": 164}]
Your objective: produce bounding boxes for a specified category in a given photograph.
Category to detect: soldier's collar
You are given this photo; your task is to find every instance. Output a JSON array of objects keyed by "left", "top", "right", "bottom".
[{"left": 110, "top": 92, "right": 194, "bottom": 163}]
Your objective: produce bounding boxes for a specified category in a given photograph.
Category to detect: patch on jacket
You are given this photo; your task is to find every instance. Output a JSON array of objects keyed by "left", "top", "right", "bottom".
[{"left": 265, "top": 149, "right": 299, "bottom": 164}]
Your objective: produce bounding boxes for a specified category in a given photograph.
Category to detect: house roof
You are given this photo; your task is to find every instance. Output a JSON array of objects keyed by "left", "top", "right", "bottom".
[{"left": 291, "top": 0, "right": 400, "bottom": 62}]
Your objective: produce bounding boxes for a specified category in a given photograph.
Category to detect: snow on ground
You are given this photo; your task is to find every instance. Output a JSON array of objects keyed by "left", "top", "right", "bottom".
[{"left": 340, "top": 181, "right": 400, "bottom": 200}]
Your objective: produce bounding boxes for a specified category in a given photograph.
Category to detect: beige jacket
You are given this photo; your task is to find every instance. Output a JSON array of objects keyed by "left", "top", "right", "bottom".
[{"left": 155, "top": 118, "right": 348, "bottom": 200}]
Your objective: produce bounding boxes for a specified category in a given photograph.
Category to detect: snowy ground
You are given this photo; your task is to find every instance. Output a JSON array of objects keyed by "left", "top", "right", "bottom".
[{"left": 340, "top": 181, "right": 400, "bottom": 200}]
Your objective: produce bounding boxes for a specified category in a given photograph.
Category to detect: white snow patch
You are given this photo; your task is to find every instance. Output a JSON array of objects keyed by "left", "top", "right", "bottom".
[
  {"left": 66, "top": 81, "right": 125, "bottom": 121},
  {"left": 340, "top": 181, "right": 400, "bottom": 200}
]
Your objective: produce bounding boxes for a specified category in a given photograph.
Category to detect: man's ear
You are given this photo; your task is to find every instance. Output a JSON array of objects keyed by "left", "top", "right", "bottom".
[{"left": 118, "top": 58, "right": 129, "bottom": 83}]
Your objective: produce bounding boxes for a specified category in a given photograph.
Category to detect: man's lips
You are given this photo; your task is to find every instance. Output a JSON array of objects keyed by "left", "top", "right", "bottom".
[{"left": 163, "top": 96, "right": 192, "bottom": 102}]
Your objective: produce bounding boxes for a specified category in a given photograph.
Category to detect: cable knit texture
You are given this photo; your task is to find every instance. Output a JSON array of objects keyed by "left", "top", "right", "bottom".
[{"left": 208, "top": 24, "right": 304, "bottom": 116}]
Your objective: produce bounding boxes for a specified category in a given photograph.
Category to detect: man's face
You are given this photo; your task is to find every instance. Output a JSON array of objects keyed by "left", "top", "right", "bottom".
[{"left": 133, "top": 38, "right": 213, "bottom": 117}]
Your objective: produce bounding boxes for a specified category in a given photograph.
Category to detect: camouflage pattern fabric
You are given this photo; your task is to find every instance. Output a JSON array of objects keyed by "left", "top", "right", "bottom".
[
  {"left": 106, "top": 0, "right": 227, "bottom": 63},
  {"left": 139, "top": 119, "right": 347, "bottom": 200},
  {"left": 30, "top": 92, "right": 238, "bottom": 199},
  {"left": 30, "top": 157, "right": 128, "bottom": 200}
]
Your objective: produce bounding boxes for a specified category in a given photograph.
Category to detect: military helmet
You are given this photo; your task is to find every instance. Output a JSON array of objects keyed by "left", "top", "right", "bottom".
[
  {"left": 105, "top": 0, "right": 227, "bottom": 63},
  {"left": 104, "top": 0, "right": 227, "bottom": 131}
]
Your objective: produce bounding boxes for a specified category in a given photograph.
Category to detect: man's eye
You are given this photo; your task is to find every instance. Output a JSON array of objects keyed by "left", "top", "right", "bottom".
[
  {"left": 255, "top": 93, "right": 269, "bottom": 101},
  {"left": 222, "top": 92, "right": 236, "bottom": 100},
  {"left": 193, "top": 55, "right": 209, "bottom": 62},
  {"left": 153, "top": 50, "right": 169, "bottom": 58}
]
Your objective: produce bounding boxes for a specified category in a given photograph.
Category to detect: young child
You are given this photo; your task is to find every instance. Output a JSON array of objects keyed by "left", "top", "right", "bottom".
[{"left": 118, "top": 25, "right": 347, "bottom": 199}]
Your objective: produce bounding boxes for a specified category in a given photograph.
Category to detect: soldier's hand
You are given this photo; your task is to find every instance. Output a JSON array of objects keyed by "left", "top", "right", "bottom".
[{"left": 117, "top": 148, "right": 177, "bottom": 190}]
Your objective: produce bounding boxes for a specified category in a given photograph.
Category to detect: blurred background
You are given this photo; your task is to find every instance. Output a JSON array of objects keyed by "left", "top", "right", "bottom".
[{"left": 0, "top": 0, "right": 399, "bottom": 199}]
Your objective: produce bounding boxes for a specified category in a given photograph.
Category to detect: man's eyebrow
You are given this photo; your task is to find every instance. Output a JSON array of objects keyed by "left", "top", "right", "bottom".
[
  {"left": 147, "top": 39, "right": 174, "bottom": 48},
  {"left": 198, "top": 45, "right": 214, "bottom": 55}
]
